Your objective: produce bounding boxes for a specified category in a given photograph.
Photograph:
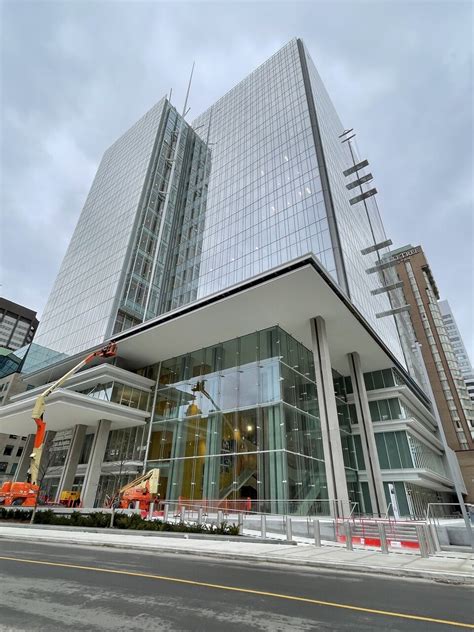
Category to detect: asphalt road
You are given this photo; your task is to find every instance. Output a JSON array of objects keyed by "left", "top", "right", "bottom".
[{"left": 0, "top": 538, "right": 472, "bottom": 631}]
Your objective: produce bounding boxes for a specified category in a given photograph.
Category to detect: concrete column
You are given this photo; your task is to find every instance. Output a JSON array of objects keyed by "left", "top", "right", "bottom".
[
  {"left": 13, "top": 434, "right": 35, "bottom": 482},
  {"left": 81, "top": 420, "right": 111, "bottom": 507},
  {"left": 310, "top": 317, "right": 350, "bottom": 517},
  {"left": 348, "top": 352, "right": 387, "bottom": 516},
  {"left": 54, "top": 425, "right": 87, "bottom": 502}
]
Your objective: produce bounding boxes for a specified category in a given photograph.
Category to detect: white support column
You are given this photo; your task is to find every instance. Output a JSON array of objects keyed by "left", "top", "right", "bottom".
[
  {"left": 13, "top": 434, "right": 35, "bottom": 482},
  {"left": 54, "top": 425, "right": 87, "bottom": 503},
  {"left": 81, "top": 420, "right": 111, "bottom": 508},
  {"left": 348, "top": 352, "right": 387, "bottom": 516},
  {"left": 310, "top": 317, "right": 350, "bottom": 517}
]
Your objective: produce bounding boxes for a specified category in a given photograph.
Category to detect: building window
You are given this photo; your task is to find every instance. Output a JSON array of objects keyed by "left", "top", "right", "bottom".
[
  {"left": 375, "top": 431, "right": 413, "bottom": 469},
  {"left": 16, "top": 447, "right": 23, "bottom": 457},
  {"left": 369, "top": 398, "right": 404, "bottom": 422},
  {"left": 0, "top": 462, "right": 7, "bottom": 472},
  {"left": 3, "top": 445, "right": 14, "bottom": 456}
]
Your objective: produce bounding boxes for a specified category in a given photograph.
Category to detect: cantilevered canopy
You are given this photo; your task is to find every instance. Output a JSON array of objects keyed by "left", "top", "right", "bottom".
[
  {"left": 113, "top": 255, "right": 403, "bottom": 374},
  {"left": 0, "top": 389, "right": 149, "bottom": 435},
  {"left": 2, "top": 255, "right": 429, "bottom": 435},
  {"left": 17, "top": 254, "right": 422, "bottom": 395}
]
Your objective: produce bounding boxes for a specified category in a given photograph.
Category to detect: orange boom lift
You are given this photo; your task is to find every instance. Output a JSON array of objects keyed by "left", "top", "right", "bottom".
[
  {"left": 0, "top": 341, "right": 117, "bottom": 507},
  {"left": 112, "top": 468, "right": 161, "bottom": 511}
]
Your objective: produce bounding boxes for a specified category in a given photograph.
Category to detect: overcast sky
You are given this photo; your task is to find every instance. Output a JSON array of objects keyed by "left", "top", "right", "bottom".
[{"left": 1, "top": 0, "right": 473, "bottom": 360}]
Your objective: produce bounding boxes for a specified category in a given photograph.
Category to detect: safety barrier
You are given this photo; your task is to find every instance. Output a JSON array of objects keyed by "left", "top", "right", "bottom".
[
  {"left": 2, "top": 504, "right": 437, "bottom": 556},
  {"left": 334, "top": 517, "right": 439, "bottom": 556}
]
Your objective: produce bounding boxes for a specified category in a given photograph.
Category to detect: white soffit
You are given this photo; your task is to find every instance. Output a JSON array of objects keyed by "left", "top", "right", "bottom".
[
  {"left": 0, "top": 389, "right": 149, "bottom": 435},
  {"left": 117, "top": 263, "right": 394, "bottom": 374},
  {"left": 23, "top": 257, "right": 400, "bottom": 387}
]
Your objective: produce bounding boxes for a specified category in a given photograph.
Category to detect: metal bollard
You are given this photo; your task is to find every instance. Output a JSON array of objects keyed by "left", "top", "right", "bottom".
[
  {"left": 261, "top": 514, "right": 267, "bottom": 539},
  {"left": 313, "top": 519, "right": 321, "bottom": 547},
  {"left": 237, "top": 512, "right": 243, "bottom": 535},
  {"left": 378, "top": 522, "right": 389, "bottom": 554},
  {"left": 416, "top": 525, "right": 429, "bottom": 558},
  {"left": 197, "top": 507, "right": 203, "bottom": 525},
  {"left": 180, "top": 505, "right": 186, "bottom": 522},
  {"left": 345, "top": 522, "right": 353, "bottom": 550},
  {"left": 429, "top": 523, "right": 441, "bottom": 553},
  {"left": 217, "top": 509, "right": 223, "bottom": 527},
  {"left": 148, "top": 502, "right": 155, "bottom": 519},
  {"left": 286, "top": 516, "right": 293, "bottom": 542},
  {"left": 423, "top": 524, "right": 434, "bottom": 556},
  {"left": 163, "top": 503, "right": 169, "bottom": 522}
]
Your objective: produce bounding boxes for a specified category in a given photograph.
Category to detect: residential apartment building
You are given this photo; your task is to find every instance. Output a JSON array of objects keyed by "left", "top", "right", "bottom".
[
  {"left": 389, "top": 245, "right": 474, "bottom": 499},
  {"left": 0, "top": 39, "right": 458, "bottom": 516},
  {"left": 439, "top": 299, "right": 474, "bottom": 405}
]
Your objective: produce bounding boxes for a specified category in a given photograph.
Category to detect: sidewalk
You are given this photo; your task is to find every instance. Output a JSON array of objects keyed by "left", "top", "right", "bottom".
[{"left": 0, "top": 523, "right": 472, "bottom": 584}]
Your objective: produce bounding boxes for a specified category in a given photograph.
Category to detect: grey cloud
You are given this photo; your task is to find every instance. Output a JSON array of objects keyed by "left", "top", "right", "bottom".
[{"left": 1, "top": 0, "right": 472, "bottom": 358}]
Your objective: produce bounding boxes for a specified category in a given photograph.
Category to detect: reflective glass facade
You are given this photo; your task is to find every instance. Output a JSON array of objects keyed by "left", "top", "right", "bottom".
[
  {"left": 300, "top": 42, "right": 404, "bottom": 363},
  {"left": 26, "top": 38, "right": 405, "bottom": 372},
  {"left": 333, "top": 373, "right": 362, "bottom": 509},
  {"left": 29, "top": 100, "right": 167, "bottom": 360},
  {"left": 192, "top": 40, "right": 337, "bottom": 297},
  {"left": 146, "top": 327, "right": 327, "bottom": 514},
  {"left": 24, "top": 100, "right": 210, "bottom": 369},
  {"left": 114, "top": 106, "right": 211, "bottom": 327},
  {"left": 192, "top": 39, "right": 404, "bottom": 363}
]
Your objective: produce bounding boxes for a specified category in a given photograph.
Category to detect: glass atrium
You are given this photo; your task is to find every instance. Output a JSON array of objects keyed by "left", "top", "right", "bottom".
[{"left": 145, "top": 326, "right": 328, "bottom": 514}]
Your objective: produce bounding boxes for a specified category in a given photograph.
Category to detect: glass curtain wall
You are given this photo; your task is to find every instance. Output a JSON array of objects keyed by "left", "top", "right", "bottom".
[
  {"left": 146, "top": 326, "right": 327, "bottom": 514},
  {"left": 76, "top": 381, "right": 150, "bottom": 410},
  {"left": 114, "top": 102, "right": 211, "bottom": 330},
  {"left": 333, "top": 373, "right": 362, "bottom": 511}
]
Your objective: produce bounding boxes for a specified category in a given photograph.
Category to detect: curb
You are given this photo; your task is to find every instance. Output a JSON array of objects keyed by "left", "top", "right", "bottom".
[
  {"left": 0, "top": 523, "right": 295, "bottom": 545},
  {"left": 1, "top": 531, "right": 472, "bottom": 585}
]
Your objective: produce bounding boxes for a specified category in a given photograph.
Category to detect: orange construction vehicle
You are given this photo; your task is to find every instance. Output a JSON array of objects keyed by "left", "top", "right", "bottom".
[
  {"left": 0, "top": 341, "right": 117, "bottom": 508},
  {"left": 113, "top": 469, "right": 161, "bottom": 511}
]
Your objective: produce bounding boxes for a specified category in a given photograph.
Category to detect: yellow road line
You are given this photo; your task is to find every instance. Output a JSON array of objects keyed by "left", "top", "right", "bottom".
[{"left": 0, "top": 555, "right": 472, "bottom": 629}]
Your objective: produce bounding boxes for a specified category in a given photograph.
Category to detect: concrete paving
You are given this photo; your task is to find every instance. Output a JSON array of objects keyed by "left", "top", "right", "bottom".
[{"left": 0, "top": 523, "right": 472, "bottom": 583}]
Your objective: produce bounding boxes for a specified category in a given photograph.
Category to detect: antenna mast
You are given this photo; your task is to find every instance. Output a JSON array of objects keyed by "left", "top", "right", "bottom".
[{"left": 182, "top": 61, "right": 195, "bottom": 118}]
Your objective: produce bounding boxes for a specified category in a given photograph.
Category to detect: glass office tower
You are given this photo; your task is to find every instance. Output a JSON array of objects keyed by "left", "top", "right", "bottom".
[
  {"left": 24, "top": 99, "right": 210, "bottom": 371},
  {"left": 192, "top": 39, "right": 403, "bottom": 362},
  {"left": 24, "top": 37, "right": 403, "bottom": 372}
]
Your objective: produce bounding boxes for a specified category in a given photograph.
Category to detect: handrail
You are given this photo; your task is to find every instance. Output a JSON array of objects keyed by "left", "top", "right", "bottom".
[
  {"left": 425, "top": 502, "right": 467, "bottom": 525},
  {"left": 347, "top": 502, "right": 359, "bottom": 520}
]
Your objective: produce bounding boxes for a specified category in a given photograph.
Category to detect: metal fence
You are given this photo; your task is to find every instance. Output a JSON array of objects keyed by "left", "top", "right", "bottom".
[
  {"left": 1, "top": 503, "right": 439, "bottom": 557},
  {"left": 153, "top": 501, "right": 438, "bottom": 557}
]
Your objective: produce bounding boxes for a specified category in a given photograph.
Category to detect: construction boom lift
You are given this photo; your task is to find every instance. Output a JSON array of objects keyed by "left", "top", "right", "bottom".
[
  {"left": 113, "top": 468, "right": 161, "bottom": 510},
  {"left": 0, "top": 341, "right": 117, "bottom": 507}
]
